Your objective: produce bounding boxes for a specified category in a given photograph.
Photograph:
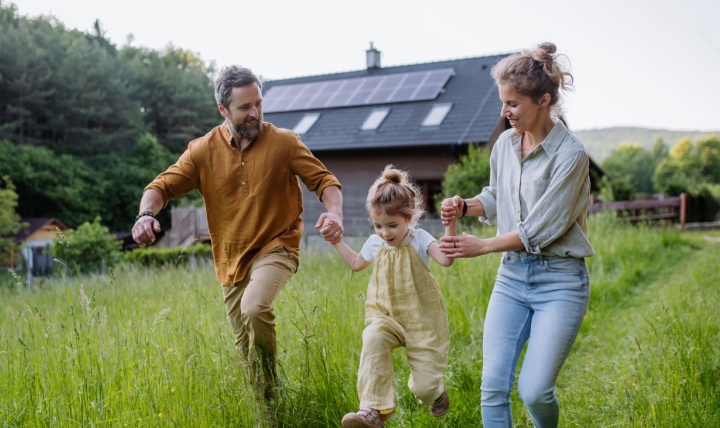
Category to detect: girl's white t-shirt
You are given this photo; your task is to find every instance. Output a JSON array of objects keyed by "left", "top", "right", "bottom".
[{"left": 360, "top": 228, "right": 436, "bottom": 267}]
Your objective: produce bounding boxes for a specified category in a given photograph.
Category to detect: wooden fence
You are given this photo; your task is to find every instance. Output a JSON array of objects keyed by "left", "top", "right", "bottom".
[
  {"left": 589, "top": 193, "right": 687, "bottom": 231},
  {"left": 159, "top": 207, "right": 210, "bottom": 248}
]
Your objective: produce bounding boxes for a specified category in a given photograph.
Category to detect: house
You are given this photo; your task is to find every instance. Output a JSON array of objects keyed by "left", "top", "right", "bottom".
[
  {"left": 12, "top": 218, "right": 68, "bottom": 276},
  {"left": 261, "top": 44, "right": 512, "bottom": 235}
]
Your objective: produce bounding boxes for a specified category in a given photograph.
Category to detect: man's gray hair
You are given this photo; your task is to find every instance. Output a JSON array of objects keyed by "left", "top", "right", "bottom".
[{"left": 214, "top": 66, "right": 261, "bottom": 108}]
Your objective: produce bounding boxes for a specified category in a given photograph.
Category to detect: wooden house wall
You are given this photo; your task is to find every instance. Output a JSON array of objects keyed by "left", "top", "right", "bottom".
[
  {"left": 24, "top": 223, "right": 66, "bottom": 243},
  {"left": 302, "top": 147, "right": 464, "bottom": 236}
]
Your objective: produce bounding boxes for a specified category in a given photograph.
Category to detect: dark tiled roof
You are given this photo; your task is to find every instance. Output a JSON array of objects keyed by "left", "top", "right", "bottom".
[{"left": 261, "top": 54, "right": 510, "bottom": 152}]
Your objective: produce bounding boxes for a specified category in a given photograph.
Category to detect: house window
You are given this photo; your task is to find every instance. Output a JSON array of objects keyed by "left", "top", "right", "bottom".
[
  {"left": 421, "top": 103, "right": 452, "bottom": 127},
  {"left": 361, "top": 108, "right": 390, "bottom": 130},
  {"left": 293, "top": 113, "right": 320, "bottom": 134}
]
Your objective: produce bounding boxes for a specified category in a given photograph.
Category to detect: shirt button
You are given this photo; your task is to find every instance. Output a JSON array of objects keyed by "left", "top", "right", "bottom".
[
  {"left": 242, "top": 182, "right": 246, "bottom": 186},
  {"left": 241, "top": 162, "right": 245, "bottom": 166}
]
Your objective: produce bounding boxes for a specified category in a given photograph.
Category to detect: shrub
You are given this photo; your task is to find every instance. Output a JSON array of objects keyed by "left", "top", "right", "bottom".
[
  {"left": 0, "top": 176, "right": 23, "bottom": 265},
  {"left": 440, "top": 144, "right": 492, "bottom": 227},
  {"left": 598, "top": 175, "right": 636, "bottom": 202},
  {"left": 51, "top": 216, "right": 122, "bottom": 275},
  {"left": 123, "top": 243, "right": 212, "bottom": 267}
]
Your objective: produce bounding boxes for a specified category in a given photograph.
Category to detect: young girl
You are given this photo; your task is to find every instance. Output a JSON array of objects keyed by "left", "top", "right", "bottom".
[{"left": 329, "top": 165, "right": 456, "bottom": 428}]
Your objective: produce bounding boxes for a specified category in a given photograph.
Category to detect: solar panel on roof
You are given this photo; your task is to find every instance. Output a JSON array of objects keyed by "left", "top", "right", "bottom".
[
  {"left": 263, "top": 68, "right": 454, "bottom": 113},
  {"left": 367, "top": 74, "right": 405, "bottom": 104}
]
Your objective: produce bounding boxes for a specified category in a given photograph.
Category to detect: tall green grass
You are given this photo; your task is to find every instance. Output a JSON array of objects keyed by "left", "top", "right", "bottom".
[
  {"left": 1, "top": 215, "right": 718, "bottom": 427},
  {"left": 561, "top": 215, "right": 720, "bottom": 427}
]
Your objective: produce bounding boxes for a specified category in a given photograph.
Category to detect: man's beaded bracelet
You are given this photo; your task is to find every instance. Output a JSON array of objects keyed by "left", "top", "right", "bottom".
[{"left": 135, "top": 210, "right": 155, "bottom": 223}]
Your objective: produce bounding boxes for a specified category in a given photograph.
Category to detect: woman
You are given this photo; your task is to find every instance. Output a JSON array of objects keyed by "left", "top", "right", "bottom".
[{"left": 440, "top": 42, "right": 594, "bottom": 428}]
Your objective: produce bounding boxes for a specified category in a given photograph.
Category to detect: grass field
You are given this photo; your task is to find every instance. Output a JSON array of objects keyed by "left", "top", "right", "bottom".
[{"left": 1, "top": 214, "right": 719, "bottom": 427}]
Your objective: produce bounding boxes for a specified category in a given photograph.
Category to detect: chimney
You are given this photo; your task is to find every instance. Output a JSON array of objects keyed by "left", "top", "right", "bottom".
[{"left": 366, "top": 42, "right": 381, "bottom": 69}]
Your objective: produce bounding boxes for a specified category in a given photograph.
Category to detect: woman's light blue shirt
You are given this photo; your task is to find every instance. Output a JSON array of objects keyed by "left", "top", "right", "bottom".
[{"left": 476, "top": 120, "right": 595, "bottom": 258}]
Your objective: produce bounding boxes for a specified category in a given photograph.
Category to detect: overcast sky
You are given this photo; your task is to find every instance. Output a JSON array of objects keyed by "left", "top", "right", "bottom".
[{"left": 9, "top": 0, "right": 720, "bottom": 132}]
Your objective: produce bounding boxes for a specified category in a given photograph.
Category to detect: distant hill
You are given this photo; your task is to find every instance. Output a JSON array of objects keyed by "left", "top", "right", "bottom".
[{"left": 573, "top": 127, "right": 720, "bottom": 162}]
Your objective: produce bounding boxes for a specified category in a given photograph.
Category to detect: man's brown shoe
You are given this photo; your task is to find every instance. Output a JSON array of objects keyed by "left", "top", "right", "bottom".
[{"left": 430, "top": 389, "right": 450, "bottom": 417}]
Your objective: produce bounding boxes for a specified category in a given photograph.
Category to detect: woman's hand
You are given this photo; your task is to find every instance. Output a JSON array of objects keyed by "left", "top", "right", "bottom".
[
  {"left": 439, "top": 232, "right": 490, "bottom": 258},
  {"left": 441, "top": 195, "right": 464, "bottom": 226},
  {"left": 441, "top": 230, "right": 524, "bottom": 258}
]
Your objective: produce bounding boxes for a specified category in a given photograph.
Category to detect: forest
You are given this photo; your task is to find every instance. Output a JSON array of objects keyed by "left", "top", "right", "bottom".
[{"left": 0, "top": 0, "right": 218, "bottom": 234}]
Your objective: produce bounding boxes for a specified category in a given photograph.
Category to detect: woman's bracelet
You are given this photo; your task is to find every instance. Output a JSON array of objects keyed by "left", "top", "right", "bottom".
[{"left": 135, "top": 210, "right": 155, "bottom": 223}]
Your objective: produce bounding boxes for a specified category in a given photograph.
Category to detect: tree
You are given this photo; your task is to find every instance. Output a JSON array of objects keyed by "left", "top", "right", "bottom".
[
  {"left": 0, "top": 4, "right": 218, "bottom": 233},
  {"left": 0, "top": 7, "right": 54, "bottom": 145},
  {"left": 696, "top": 135, "right": 720, "bottom": 184},
  {"left": 441, "top": 144, "right": 491, "bottom": 225},
  {"left": 651, "top": 137, "right": 669, "bottom": 162},
  {"left": 48, "top": 26, "right": 144, "bottom": 157},
  {"left": 121, "top": 44, "right": 218, "bottom": 153},
  {"left": 0, "top": 176, "right": 23, "bottom": 263},
  {"left": 51, "top": 216, "right": 121, "bottom": 275},
  {"left": 598, "top": 175, "right": 635, "bottom": 202},
  {"left": 601, "top": 143, "right": 659, "bottom": 197},
  {"left": 654, "top": 138, "right": 703, "bottom": 196},
  {"left": 0, "top": 6, "right": 146, "bottom": 157},
  {"left": 95, "top": 132, "right": 178, "bottom": 231},
  {"left": 0, "top": 140, "right": 102, "bottom": 227},
  {"left": 652, "top": 136, "right": 720, "bottom": 222}
]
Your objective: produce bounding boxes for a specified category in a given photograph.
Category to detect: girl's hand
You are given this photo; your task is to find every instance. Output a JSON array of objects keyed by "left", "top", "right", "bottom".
[
  {"left": 440, "top": 195, "right": 463, "bottom": 226},
  {"left": 316, "top": 215, "right": 343, "bottom": 244}
]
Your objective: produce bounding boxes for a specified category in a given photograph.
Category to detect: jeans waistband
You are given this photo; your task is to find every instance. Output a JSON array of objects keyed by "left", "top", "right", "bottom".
[{"left": 505, "top": 250, "right": 583, "bottom": 262}]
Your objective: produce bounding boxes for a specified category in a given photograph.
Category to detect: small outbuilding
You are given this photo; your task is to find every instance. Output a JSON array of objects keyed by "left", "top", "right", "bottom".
[{"left": 12, "top": 218, "right": 68, "bottom": 276}]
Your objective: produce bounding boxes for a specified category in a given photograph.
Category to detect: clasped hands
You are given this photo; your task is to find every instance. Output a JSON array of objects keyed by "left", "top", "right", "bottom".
[
  {"left": 315, "top": 212, "right": 344, "bottom": 244},
  {"left": 439, "top": 196, "right": 486, "bottom": 258}
]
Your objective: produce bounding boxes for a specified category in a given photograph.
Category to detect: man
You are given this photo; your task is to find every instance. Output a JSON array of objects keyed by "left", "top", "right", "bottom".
[{"left": 131, "top": 65, "right": 344, "bottom": 403}]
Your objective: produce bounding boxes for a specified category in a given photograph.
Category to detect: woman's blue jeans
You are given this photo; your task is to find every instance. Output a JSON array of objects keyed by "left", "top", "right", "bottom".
[{"left": 481, "top": 251, "right": 590, "bottom": 428}]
